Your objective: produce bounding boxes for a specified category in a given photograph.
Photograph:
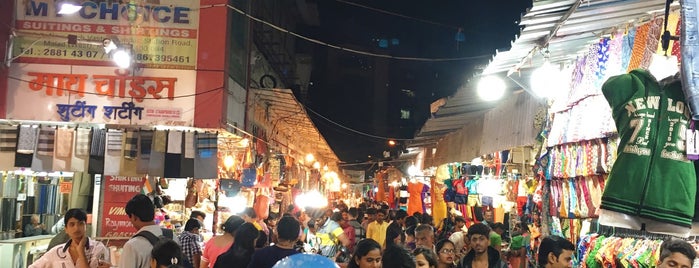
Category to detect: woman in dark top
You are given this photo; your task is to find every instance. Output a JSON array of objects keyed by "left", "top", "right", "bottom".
[{"left": 214, "top": 222, "right": 259, "bottom": 268}]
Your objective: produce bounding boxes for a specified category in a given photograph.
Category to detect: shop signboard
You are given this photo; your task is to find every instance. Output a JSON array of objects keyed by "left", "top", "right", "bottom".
[
  {"left": 7, "top": 63, "right": 196, "bottom": 126},
  {"left": 101, "top": 175, "right": 145, "bottom": 238},
  {"left": 14, "top": 0, "right": 199, "bottom": 70}
]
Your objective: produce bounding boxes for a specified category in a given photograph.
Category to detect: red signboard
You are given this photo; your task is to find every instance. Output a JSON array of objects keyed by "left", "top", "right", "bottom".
[
  {"left": 102, "top": 176, "right": 145, "bottom": 203},
  {"left": 101, "top": 176, "right": 145, "bottom": 238}
]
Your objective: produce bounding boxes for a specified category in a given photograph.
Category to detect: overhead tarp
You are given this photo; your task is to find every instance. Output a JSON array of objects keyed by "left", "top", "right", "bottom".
[
  {"left": 429, "top": 117, "right": 484, "bottom": 166},
  {"left": 480, "top": 92, "right": 544, "bottom": 154}
]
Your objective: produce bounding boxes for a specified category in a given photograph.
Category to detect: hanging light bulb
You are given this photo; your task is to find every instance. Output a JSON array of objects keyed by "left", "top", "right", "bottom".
[
  {"left": 305, "top": 153, "right": 315, "bottom": 163},
  {"left": 313, "top": 161, "right": 321, "bottom": 170},
  {"left": 477, "top": 76, "right": 506, "bottom": 101},
  {"left": 531, "top": 59, "right": 560, "bottom": 99},
  {"left": 239, "top": 138, "right": 250, "bottom": 147},
  {"left": 223, "top": 155, "right": 235, "bottom": 169}
]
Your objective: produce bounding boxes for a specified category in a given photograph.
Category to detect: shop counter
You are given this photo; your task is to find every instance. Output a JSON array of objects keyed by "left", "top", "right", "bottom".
[{"left": 0, "top": 234, "right": 53, "bottom": 267}]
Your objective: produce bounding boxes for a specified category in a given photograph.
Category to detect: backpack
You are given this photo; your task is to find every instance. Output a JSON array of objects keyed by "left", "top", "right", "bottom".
[{"left": 134, "top": 229, "right": 192, "bottom": 268}]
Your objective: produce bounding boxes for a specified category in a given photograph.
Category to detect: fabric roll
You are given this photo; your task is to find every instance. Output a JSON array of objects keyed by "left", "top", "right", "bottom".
[
  {"left": 184, "top": 132, "right": 195, "bottom": 159},
  {"left": 196, "top": 132, "right": 217, "bottom": 158},
  {"left": 36, "top": 126, "right": 56, "bottom": 156},
  {"left": 89, "top": 128, "right": 106, "bottom": 157},
  {"left": 55, "top": 128, "right": 74, "bottom": 158},
  {"left": 74, "top": 128, "right": 91, "bottom": 156},
  {"left": 17, "top": 126, "right": 38, "bottom": 154},
  {"left": 106, "top": 130, "right": 123, "bottom": 152},
  {"left": 153, "top": 130, "right": 167, "bottom": 152},
  {"left": 167, "top": 131, "right": 182, "bottom": 154},
  {"left": 0, "top": 125, "right": 18, "bottom": 152},
  {"left": 124, "top": 130, "right": 138, "bottom": 159}
]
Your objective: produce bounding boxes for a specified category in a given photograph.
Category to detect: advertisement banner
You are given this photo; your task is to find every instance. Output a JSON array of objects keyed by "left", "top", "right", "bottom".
[
  {"left": 101, "top": 176, "right": 145, "bottom": 238},
  {"left": 14, "top": 0, "right": 199, "bottom": 69},
  {"left": 7, "top": 63, "right": 197, "bottom": 126}
]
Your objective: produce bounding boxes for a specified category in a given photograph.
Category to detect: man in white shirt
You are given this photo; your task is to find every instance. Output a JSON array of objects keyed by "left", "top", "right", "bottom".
[
  {"left": 119, "top": 194, "right": 163, "bottom": 268},
  {"left": 29, "top": 208, "right": 110, "bottom": 268}
]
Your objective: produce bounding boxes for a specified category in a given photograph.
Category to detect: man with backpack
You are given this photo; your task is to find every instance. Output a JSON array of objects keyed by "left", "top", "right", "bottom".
[{"left": 119, "top": 194, "right": 187, "bottom": 268}]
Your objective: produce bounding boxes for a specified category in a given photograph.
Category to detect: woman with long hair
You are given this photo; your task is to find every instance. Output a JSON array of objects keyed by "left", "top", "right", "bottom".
[
  {"left": 348, "top": 239, "right": 382, "bottom": 268},
  {"left": 435, "top": 239, "right": 457, "bottom": 268},
  {"left": 213, "top": 222, "right": 259, "bottom": 268},
  {"left": 385, "top": 222, "right": 404, "bottom": 248},
  {"left": 413, "top": 247, "right": 437, "bottom": 268},
  {"left": 200, "top": 215, "right": 245, "bottom": 268},
  {"left": 151, "top": 238, "right": 186, "bottom": 268}
]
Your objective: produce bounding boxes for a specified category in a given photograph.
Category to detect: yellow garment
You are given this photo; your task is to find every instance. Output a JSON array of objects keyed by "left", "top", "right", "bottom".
[
  {"left": 431, "top": 179, "right": 447, "bottom": 224},
  {"left": 366, "top": 221, "right": 389, "bottom": 247},
  {"left": 493, "top": 207, "right": 505, "bottom": 223},
  {"left": 657, "top": 12, "right": 680, "bottom": 54}
]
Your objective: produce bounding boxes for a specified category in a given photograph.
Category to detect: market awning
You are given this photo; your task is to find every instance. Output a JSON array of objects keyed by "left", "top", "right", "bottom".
[
  {"left": 485, "top": 0, "right": 670, "bottom": 76},
  {"left": 411, "top": 0, "right": 672, "bottom": 151},
  {"left": 249, "top": 88, "right": 339, "bottom": 168}
]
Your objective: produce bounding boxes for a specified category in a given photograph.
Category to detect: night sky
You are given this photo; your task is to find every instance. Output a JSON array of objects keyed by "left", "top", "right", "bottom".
[{"left": 302, "top": 0, "right": 531, "bottom": 163}]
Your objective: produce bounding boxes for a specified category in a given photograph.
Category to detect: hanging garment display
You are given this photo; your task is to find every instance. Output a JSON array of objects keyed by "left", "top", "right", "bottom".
[
  {"left": 407, "top": 181, "right": 427, "bottom": 215},
  {"left": 124, "top": 130, "right": 138, "bottom": 159},
  {"left": 104, "top": 130, "right": 123, "bottom": 176},
  {"left": 194, "top": 132, "right": 217, "bottom": 178},
  {"left": 71, "top": 128, "right": 90, "bottom": 172},
  {"left": 0, "top": 125, "right": 17, "bottom": 170},
  {"left": 180, "top": 132, "right": 195, "bottom": 177},
  {"left": 165, "top": 130, "right": 183, "bottom": 178},
  {"left": 149, "top": 130, "right": 167, "bottom": 177},
  {"left": 601, "top": 69, "right": 696, "bottom": 228},
  {"left": 74, "top": 128, "right": 91, "bottom": 156},
  {"left": 681, "top": 0, "right": 699, "bottom": 119},
  {"left": 53, "top": 128, "right": 74, "bottom": 171},
  {"left": 138, "top": 130, "right": 154, "bottom": 174},
  {"left": 32, "top": 126, "right": 55, "bottom": 172},
  {"left": 88, "top": 128, "right": 106, "bottom": 174}
]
